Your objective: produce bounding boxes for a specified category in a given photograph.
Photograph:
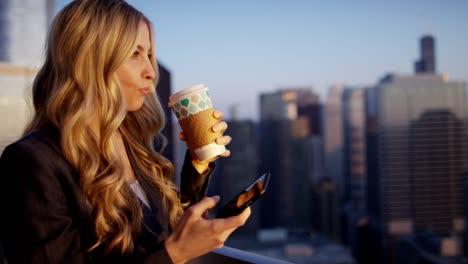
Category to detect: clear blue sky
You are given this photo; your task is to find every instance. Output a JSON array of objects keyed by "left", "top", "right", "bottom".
[{"left": 57, "top": 0, "right": 468, "bottom": 120}]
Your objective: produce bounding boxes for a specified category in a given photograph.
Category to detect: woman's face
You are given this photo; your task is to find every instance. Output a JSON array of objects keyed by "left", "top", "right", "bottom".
[{"left": 115, "top": 21, "right": 156, "bottom": 112}]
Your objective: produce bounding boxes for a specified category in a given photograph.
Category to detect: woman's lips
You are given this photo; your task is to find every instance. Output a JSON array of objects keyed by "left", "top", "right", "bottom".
[{"left": 139, "top": 87, "right": 150, "bottom": 95}]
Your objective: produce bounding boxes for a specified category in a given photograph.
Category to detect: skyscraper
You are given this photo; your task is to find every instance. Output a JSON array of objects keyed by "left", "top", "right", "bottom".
[
  {"left": 260, "top": 88, "right": 320, "bottom": 123},
  {"left": 259, "top": 88, "right": 322, "bottom": 230},
  {"left": 260, "top": 90, "right": 298, "bottom": 120},
  {"left": 0, "top": 0, "right": 55, "bottom": 66},
  {"left": 414, "top": 35, "right": 436, "bottom": 74},
  {"left": 324, "top": 84, "right": 346, "bottom": 197},
  {"left": 366, "top": 73, "right": 467, "bottom": 262},
  {"left": 343, "top": 87, "right": 368, "bottom": 210},
  {"left": 341, "top": 87, "right": 369, "bottom": 258},
  {"left": 0, "top": 1, "right": 8, "bottom": 62},
  {"left": 297, "top": 90, "right": 322, "bottom": 136},
  {"left": 0, "top": 0, "right": 55, "bottom": 153}
]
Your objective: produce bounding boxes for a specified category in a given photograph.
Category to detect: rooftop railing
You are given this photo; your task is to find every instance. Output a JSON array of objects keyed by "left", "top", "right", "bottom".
[{"left": 189, "top": 246, "right": 293, "bottom": 264}]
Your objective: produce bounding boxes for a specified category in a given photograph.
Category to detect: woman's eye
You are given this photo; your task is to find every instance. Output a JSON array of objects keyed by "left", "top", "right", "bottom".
[{"left": 132, "top": 51, "right": 140, "bottom": 57}]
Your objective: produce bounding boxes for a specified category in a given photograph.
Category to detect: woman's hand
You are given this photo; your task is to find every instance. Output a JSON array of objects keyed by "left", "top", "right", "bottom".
[
  {"left": 164, "top": 196, "right": 251, "bottom": 264},
  {"left": 178, "top": 110, "right": 232, "bottom": 174}
]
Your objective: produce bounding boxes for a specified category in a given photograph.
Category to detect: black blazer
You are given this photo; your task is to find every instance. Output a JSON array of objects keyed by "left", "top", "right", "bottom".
[{"left": 0, "top": 127, "right": 213, "bottom": 263}]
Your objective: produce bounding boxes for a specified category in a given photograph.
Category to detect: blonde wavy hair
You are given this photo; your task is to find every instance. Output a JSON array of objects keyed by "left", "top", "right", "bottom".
[{"left": 24, "top": 0, "right": 183, "bottom": 254}]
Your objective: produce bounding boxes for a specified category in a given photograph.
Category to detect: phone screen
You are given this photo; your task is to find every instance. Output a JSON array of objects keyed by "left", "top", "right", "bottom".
[{"left": 216, "top": 172, "right": 270, "bottom": 218}]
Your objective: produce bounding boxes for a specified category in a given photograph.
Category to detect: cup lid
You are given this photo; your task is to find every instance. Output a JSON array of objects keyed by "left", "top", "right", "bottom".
[{"left": 169, "top": 83, "right": 207, "bottom": 105}]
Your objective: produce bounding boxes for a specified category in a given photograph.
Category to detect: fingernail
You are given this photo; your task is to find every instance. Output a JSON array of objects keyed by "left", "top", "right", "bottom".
[{"left": 211, "top": 195, "right": 220, "bottom": 202}]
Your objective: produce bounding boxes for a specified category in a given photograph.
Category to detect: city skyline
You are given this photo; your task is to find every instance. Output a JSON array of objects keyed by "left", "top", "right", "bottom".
[
  {"left": 1, "top": 2, "right": 468, "bottom": 262},
  {"left": 56, "top": 0, "right": 468, "bottom": 120}
]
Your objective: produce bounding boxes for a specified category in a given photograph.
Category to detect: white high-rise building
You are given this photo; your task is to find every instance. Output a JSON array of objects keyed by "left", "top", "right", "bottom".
[
  {"left": 0, "top": 0, "right": 55, "bottom": 153},
  {"left": 323, "top": 84, "right": 346, "bottom": 195},
  {"left": 0, "top": 0, "right": 55, "bottom": 66}
]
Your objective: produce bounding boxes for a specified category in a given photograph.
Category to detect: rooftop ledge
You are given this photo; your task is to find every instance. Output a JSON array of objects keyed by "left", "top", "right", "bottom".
[{"left": 189, "top": 246, "right": 293, "bottom": 264}]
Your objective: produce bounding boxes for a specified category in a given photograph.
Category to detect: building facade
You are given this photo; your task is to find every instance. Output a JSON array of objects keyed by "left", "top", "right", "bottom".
[
  {"left": 324, "top": 85, "right": 346, "bottom": 197},
  {"left": 366, "top": 73, "right": 467, "bottom": 262},
  {"left": 259, "top": 88, "right": 323, "bottom": 231},
  {"left": 343, "top": 87, "right": 368, "bottom": 210},
  {"left": 0, "top": 0, "right": 55, "bottom": 66},
  {"left": 0, "top": 0, "right": 55, "bottom": 153},
  {"left": 341, "top": 87, "right": 369, "bottom": 259}
]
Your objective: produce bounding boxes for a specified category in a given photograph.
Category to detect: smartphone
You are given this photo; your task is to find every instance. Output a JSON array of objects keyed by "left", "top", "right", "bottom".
[{"left": 216, "top": 172, "right": 270, "bottom": 218}]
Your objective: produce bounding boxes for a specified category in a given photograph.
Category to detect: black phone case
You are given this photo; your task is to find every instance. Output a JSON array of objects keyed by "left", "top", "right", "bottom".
[{"left": 216, "top": 172, "right": 270, "bottom": 218}]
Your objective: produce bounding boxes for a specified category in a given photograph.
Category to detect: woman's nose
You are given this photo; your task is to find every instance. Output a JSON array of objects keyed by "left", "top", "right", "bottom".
[{"left": 144, "top": 60, "right": 156, "bottom": 80}]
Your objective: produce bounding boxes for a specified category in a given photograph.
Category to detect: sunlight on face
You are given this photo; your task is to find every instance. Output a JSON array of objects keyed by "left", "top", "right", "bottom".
[{"left": 115, "top": 21, "right": 155, "bottom": 112}]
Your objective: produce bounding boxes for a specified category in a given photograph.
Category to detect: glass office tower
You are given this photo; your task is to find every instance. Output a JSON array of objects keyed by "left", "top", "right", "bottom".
[{"left": 366, "top": 73, "right": 467, "bottom": 261}]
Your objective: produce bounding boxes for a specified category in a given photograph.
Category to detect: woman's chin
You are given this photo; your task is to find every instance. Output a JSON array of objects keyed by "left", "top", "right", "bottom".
[
  {"left": 127, "top": 102, "right": 144, "bottom": 112},
  {"left": 127, "top": 104, "right": 143, "bottom": 112}
]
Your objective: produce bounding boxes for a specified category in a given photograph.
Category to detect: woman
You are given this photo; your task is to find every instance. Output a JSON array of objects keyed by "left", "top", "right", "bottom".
[{"left": 0, "top": 0, "right": 250, "bottom": 263}]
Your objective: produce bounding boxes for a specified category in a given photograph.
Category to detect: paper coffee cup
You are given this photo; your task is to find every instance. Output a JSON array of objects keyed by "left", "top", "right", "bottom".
[{"left": 169, "top": 84, "right": 226, "bottom": 161}]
